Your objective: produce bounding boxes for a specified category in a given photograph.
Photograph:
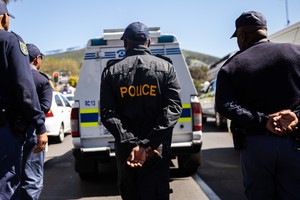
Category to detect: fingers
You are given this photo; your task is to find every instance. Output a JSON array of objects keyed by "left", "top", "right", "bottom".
[
  {"left": 126, "top": 146, "right": 162, "bottom": 168},
  {"left": 32, "top": 141, "right": 47, "bottom": 153},
  {"left": 269, "top": 110, "right": 299, "bottom": 136},
  {"left": 126, "top": 146, "right": 146, "bottom": 168},
  {"left": 32, "top": 133, "right": 48, "bottom": 153}
]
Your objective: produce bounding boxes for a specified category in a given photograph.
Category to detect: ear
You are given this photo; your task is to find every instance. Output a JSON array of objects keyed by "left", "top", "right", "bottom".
[
  {"left": 124, "top": 40, "right": 128, "bottom": 49},
  {"left": 2, "top": 13, "right": 9, "bottom": 31},
  {"left": 239, "top": 31, "right": 247, "bottom": 42},
  {"left": 147, "top": 39, "right": 151, "bottom": 47},
  {"left": 3, "top": 13, "right": 9, "bottom": 23},
  {"left": 33, "top": 57, "right": 38, "bottom": 65}
]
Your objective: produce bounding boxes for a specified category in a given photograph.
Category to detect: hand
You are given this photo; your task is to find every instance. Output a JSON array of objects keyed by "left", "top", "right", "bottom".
[
  {"left": 145, "top": 146, "right": 161, "bottom": 160},
  {"left": 266, "top": 111, "right": 284, "bottom": 135},
  {"left": 126, "top": 146, "right": 147, "bottom": 168},
  {"left": 266, "top": 110, "right": 298, "bottom": 136},
  {"left": 33, "top": 132, "right": 48, "bottom": 153},
  {"left": 274, "top": 110, "right": 298, "bottom": 133}
]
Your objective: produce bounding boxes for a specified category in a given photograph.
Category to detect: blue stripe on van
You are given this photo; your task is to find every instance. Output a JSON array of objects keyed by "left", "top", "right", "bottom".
[
  {"left": 151, "top": 49, "right": 164, "bottom": 55},
  {"left": 180, "top": 108, "right": 191, "bottom": 118},
  {"left": 80, "top": 113, "right": 98, "bottom": 123},
  {"left": 166, "top": 48, "right": 181, "bottom": 55},
  {"left": 84, "top": 53, "right": 95, "bottom": 60},
  {"left": 84, "top": 48, "right": 181, "bottom": 60}
]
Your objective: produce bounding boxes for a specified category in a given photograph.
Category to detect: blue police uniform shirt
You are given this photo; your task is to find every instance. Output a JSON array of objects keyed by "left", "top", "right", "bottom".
[
  {"left": 30, "top": 65, "right": 53, "bottom": 114},
  {"left": 0, "top": 30, "right": 46, "bottom": 134}
]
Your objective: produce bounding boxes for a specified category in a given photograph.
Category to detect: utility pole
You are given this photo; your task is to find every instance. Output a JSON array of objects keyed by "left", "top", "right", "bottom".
[{"left": 285, "top": 0, "right": 290, "bottom": 26}]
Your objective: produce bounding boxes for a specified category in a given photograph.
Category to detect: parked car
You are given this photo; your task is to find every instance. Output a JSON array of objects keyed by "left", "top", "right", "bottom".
[
  {"left": 63, "top": 93, "right": 74, "bottom": 106},
  {"left": 45, "top": 91, "right": 72, "bottom": 143},
  {"left": 199, "top": 78, "right": 227, "bottom": 128}
]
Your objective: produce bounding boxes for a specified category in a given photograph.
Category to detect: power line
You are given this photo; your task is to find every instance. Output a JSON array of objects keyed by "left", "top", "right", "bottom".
[{"left": 285, "top": 0, "right": 290, "bottom": 26}]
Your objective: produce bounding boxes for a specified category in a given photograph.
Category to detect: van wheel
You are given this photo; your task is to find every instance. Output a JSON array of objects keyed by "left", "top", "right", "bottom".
[{"left": 55, "top": 124, "right": 65, "bottom": 143}]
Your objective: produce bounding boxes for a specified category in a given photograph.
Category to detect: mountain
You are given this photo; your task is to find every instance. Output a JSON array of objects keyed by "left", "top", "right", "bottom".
[
  {"left": 182, "top": 49, "right": 219, "bottom": 66},
  {"left": 47, "top": 49, "right": 84, "bottom": 65}
]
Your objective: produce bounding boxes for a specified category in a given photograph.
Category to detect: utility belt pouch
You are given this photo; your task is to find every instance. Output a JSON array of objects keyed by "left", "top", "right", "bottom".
[
  {"left": 9, "top": 112, "right": 29, "bottom": 136},
  {"left": 230, "top": 121, "right": 246, "bottom": 150},
  {"left": 0, "top": 106, "right": 9, "bottom": 126}
]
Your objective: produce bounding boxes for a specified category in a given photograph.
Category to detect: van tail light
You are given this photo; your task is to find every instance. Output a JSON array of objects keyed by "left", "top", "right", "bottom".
[
  {"left": 191, "top": 102, "right": 202, "bottom": 131},
  {"left": 45, "top": 110, "right": 54, "bottom": 118},
  {"left": 71, "top": 107, "right": 80, "bottom": 137}
]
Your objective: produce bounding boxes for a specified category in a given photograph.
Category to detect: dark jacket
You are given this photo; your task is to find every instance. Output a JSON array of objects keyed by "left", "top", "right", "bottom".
[
  {"left": 100, "top": 46, "right": 182, "bottom": 149},
  {"left": 0, "top": 30, "right": 46, "bottom": 135},
  {"left": 31, "top": 66, "right": 53, "bottom": 114},
  {"left": 216, "top": 40, "right": 300, "bottom": 132}
]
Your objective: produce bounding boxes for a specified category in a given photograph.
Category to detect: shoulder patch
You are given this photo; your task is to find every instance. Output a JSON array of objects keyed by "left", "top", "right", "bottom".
[
  {"left": 19, "top": 41, "right": 28, "bottom": 56},
  {"left": 155, "top": 54, "right": 173, "bottom": 64}
]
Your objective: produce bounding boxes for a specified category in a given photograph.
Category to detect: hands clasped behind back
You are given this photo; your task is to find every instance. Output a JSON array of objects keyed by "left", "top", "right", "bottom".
[
  {"left": 266, "top": 109, "right": 299, "bottom": 136},
  {"left": 126, "top": 146, "right": 161, "bottom": 168}
]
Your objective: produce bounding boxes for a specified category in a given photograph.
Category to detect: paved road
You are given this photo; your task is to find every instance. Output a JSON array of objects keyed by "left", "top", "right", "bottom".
[
  {"left": 198, "top": 119, "right": 246, "bottom": 200},
  {"left": 41, "top": 135, "right": 210, "bottom": 200},
  {"left": 42, "top": 118, "right": 247, "bottom": 200}
]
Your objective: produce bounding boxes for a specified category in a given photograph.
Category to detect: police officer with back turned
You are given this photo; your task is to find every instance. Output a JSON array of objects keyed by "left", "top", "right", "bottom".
[
  {"left": 216, "top": 11, "right": 300, "bottom": 199},
  {"left": 0, "top": 1, "right": 47, "bottom": 199},
  {"left": 100, "top": 22, "right": 182, "bottom": 200},
  {"left": 21, "top": 44, "right": 52, "bottom": 200}
]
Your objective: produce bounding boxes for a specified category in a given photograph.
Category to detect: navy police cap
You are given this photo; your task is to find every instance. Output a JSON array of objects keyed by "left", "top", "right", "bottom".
[
  {"left": 121, "top": 22, "right": 150, "bottom": 42},
  {"left": 0, "top": 0, "right": 15, "bottom": 19},
  {"left": 26, "top": 43, "right": 44, "bottom": 59},
  {"left": 231, "top": 11, "right": 266, "bottom": 38}
]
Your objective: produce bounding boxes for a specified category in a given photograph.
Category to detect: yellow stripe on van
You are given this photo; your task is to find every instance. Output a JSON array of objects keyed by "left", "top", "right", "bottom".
[
  {"left": 182, "top": 103, "right": 190, "bottom": 109},
  {"left": 81, "top": 122, "right": 99, "bottom": 127},
  {"left": 80, "top": 108, "right": 98, "bottom": 114}
]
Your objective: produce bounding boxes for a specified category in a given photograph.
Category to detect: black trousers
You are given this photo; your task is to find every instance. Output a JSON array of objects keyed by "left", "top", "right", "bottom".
[{"left": 115, "top": 143, "right": 170, "bottom": 200}]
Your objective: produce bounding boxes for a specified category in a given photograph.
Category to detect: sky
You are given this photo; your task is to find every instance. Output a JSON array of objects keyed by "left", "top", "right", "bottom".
[{"left": 7, "top": 0, "right": 300, "bottom": 58}]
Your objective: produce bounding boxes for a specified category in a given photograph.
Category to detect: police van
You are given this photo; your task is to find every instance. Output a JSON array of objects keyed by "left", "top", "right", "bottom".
[{"left": 71, "top": 27, "right": 203, "bottom": 179}]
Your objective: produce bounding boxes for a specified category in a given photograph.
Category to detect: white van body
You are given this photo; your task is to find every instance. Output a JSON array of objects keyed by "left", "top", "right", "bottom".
[
  {"left": 71, "top": 27, "right": 203, "bottom": 179},
  {"left": 268, "top": 21, "right": 300, "bottom": 44}
]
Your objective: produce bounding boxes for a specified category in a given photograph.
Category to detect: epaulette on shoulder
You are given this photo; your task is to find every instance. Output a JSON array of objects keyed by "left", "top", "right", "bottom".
[
  {"left": 106, "top": 59, "right": 122, "bottom": 68},
  {"left": 11, "top": 31, "right": 22, "bottom": 40},
  {"left": 155, "top": 54, "right": 173, "bottom": 64},
  {"left": 102, "top": 59, "right": 122, "bottom": 75},
  {"left": 39, "top": 71, "right": 50, "bottom": 80}
]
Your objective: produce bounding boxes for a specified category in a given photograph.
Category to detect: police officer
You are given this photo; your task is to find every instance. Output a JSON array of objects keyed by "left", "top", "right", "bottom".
[
  {"left": 216, "top": 11, "right": 300, "bottom": 200},
  {"left": 21, "top": 44, "right": 52, "bottom": 199},
  {"left": 0, "top": 1, "right": 47, "bottom": 199},
  {"left": 100, "top": 22, "right": 182, "bottom": 200}
]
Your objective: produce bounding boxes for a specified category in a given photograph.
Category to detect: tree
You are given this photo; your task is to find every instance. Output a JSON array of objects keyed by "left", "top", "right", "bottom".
[
  {"left": 189, "top": 66, "right": 209, "bottom": 92},
  {"left": 40, "top": 57, "right": 80, "bottom": 86}
]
